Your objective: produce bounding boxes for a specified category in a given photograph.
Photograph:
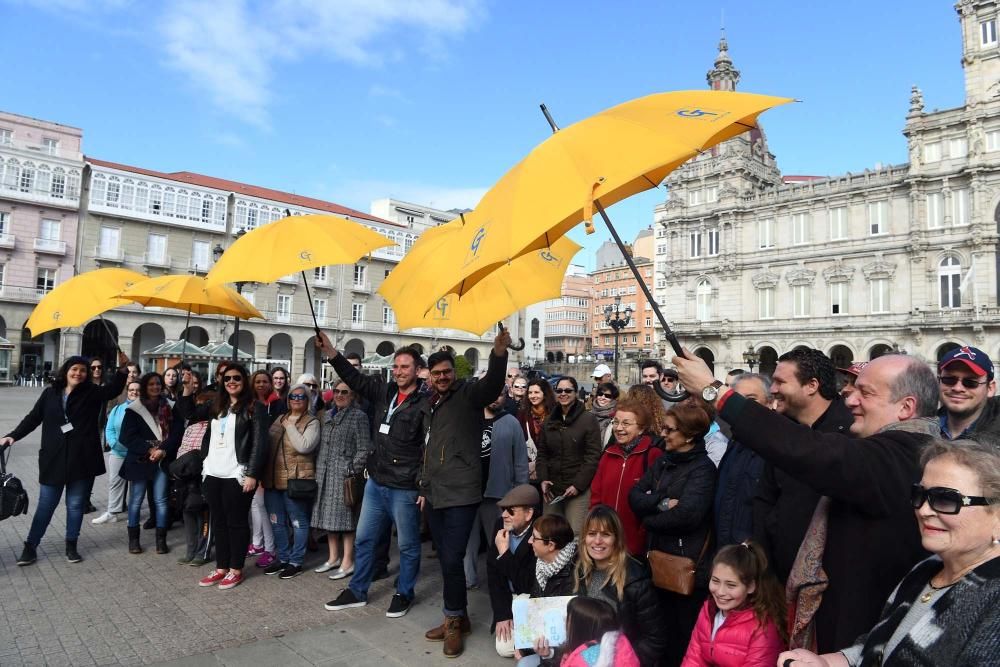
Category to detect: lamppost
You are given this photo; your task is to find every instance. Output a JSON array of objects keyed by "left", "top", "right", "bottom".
[
  {"left": 532, "top": 340, "right": 541, "bottom": 366},
  {"left": 213, "top": 228, "right": 248, "bottom": 361},
  {"left": 603, "top": 295, "right": 632, "bottom": 382},
  {"left": 742, "top": 344, "right": 759, "bottom": 372}
]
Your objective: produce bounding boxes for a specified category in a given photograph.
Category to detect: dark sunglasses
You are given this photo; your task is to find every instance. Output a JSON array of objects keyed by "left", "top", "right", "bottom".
[
  {"left": 911, "top": 483, "right": 997, "bottom": 514},
  {"left": 554, "top": 388, "right": 575, "bottom": 394},
  {"left": 501, "top": 506, "right": 518, "bottom": 515},
  {"left": 223, "top": 374, "right": 243, "bottom": 383},
  {"left": 938, "top": 375, "right": 989, "bottom": 389},
  {"left": 332, "top": 389, "right": 351, "bottom": 396},
  {"left": 90, "top": 364, "right": 102, "bottom": 370},
  {"left": 597, "top": 392, "right": 614, "bottom": 398},
  {"left": 288, "top": 393, "right": 308, "bottom": 401},
  {"left": 304, "top": 382, "right": 319, "bottom": 388}
]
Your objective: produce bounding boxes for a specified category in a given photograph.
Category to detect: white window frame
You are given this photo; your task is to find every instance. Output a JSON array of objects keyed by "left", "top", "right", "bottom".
[
  {"left": 695, "top": 280, "right": 712, "bottom": 321},
  {"left": 352, "top": 303, "right": 365, "bottom": 324},
  {"left": 191, "top": 240, "right": 210, "bottom": 271},
  {"left": 867, "top": 201, "right": 887, "bottom": 236},
  {"left": 952, "top": 188, "right": 970, "bottom": 226},
  {"left": 924, "top": 142, "right": 942, "bottom": 163},
  {"left": 98, "top": 226, "right": 120, "bottom": 256},
  {"left": 927, "top": 193, "right": 943, "bottom": 228},
  {"left": 39, "top": 218, "right": 60, "bottom": 241},
  {"left": 870, "top": 278, "right": 890, "bottom": 314},
  {"left": 689, "top": 232, "right": 702, "bottom": 258},
  {"left": 758, "top": 218, "right": 774, "bottom": 248},
  {"left": 276, "top": 294, "right": 292, "bottom": 323},
  {"left": 939, "top": 257, "right": 962, "bottom": 309},
  {"left": 313, "top": 298, "right": 327, "bottom": 325},
  {"left": 982, "top": 18, "right": 998, "bottom": 46},
  {"left": 828, "top": 207, "right": 847, "bottom": 240},
  {"left": 829, "top": 282, "right": 848, "bottom": 316},
  {"left": 36, "top": 267, "right": 56, "bottom": 295},
  {"left": 791, "top": 213, "right": 809, "bottom": 245},
  {"left": 706, "top": 229, "right": 720, "bottom": 256},
  {"left": 314, "top": 266, "right": 328, "bottom": 284},
  {"left": 949, "top": 138, "right": 968, "bottom": 159},
  {"left": 987, "top": 130, "right": 1000, "bottom": 152},
  {"left": 793, "top": 285, "right": 810, "bottom": 318},
  {"left": 353, "top": 265, "right": 366, "bottom": 287},
  {"left": 147, "top": 233, "right": 167, "bottom": 264},
  {"left": 758, "top": 286, "right": 774, "bottom": 319}
]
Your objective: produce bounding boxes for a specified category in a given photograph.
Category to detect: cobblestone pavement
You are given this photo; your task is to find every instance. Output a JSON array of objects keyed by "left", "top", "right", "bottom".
[{"left": 0, "top": 388, "right": 506, "bottom": 666}]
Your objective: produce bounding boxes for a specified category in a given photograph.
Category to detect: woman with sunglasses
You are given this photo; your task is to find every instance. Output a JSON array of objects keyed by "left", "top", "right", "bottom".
[
  {"left": 590, "top": 382, "right": 619, "bottom": 447},
  {"left": 779, "top": 438, "right": 1000, "bottom": 667},
  {"left": 178, "top": 363, "right": 266, "bottom": 590},
  {"left": 536, "top": 377, "right": 603, "bottom": 536},
  {"left": 510, "top": 378, "right": 528, "bottom": 409},
  {"left": 261, "top": 383, "right": 320, "bottom": 579},
  {"left": 518, "top": 379, "right": 556, "bottom": 482},
  {"left": 313, "top": 381, "right": 371, "bottom": 579}
]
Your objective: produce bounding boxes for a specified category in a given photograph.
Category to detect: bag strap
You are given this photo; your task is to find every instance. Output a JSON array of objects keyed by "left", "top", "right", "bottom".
[
  {"left": 0, "top": 445, "right": 8, "bottom": 475},
  {"left": 278, "top": 421, "right": 300, "bottom": 481},
  {"left": 693, "top": 533, "right": 712, "bottom": 566}
]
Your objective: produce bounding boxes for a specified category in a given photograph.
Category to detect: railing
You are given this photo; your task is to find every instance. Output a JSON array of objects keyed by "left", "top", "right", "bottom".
[
  {"left": 142, "top": 252, "right": 171, "bottom": 268},
  {"left": 351, "top": 281, "right": 370, "bottom": 293},
  {"left": 0, "top": 233, "right": 14, "bottom": 249},
  {"left": 277, "top": 274, "right": 298, "bottom": 285},
  {"left": 33, "top": 237, "right": 66, "bottom": 254},
  {"left": 188, "top": 259, "right": 211, "bottom": 273},
  {"left": 94, "top": 245, "right": 124, "bottom": 261}
]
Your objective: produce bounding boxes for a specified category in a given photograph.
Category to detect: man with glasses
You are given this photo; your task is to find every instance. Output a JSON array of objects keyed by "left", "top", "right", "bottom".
[
  {"left": 486, "top": 484, "right": 539, "bottom": 658},
  {"left": 936, "top": 346, "right": 999, "bottom": 440}
]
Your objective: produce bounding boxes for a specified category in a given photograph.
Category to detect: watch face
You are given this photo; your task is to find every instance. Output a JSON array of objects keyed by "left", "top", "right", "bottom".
[{"left": 702, "top": 386, "right": 718, "bottom": 401}]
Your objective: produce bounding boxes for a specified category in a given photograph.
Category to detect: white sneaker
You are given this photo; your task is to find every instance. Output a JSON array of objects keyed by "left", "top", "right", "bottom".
[
  {"left": 314, "top": 559, "right": 342, "bottom": 574},
  {"left": 91, "top": 512, "right": 118, "bottom": 525}
]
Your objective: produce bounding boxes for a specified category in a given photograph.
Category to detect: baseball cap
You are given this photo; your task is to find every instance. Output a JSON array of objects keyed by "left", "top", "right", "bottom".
[
  {"left": 837, "top": 361, "right": 870, "bottom": 378},
  {"left": 497, "top": 484, "right": 540, "bottom": 508},
  {"left": 939, "top": 346, "right": 994, "bottom": 381},
  {"left": 592, "top": 364, "right": 612, "bottom": 378}
]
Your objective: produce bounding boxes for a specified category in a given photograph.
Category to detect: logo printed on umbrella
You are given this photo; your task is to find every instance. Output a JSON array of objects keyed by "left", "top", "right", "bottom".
[
  {"left": 470, "top": 227, "right": 486, "bottom": 256},
  {"left": 299, "top": 250, "right": 312, "bottom": 262},
  {"left": 435, "top": 298, "right": 450, "bottom": 320},
  {"left": 52, "top": 311, "right": 61, "bottom": 321},
  {"left": 539, "top": 250, "right": 560, "bottom": 263},
  {"left": 675, "top": 107, "right": 730, "bottom": 122}
]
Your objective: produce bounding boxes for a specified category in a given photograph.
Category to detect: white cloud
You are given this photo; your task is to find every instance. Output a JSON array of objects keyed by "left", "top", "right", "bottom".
[{"left": 321, "top": 178, "right": 487, "bottom": 213}]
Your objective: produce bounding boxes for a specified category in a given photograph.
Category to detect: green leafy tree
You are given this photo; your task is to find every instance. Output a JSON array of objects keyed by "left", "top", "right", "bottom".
[{"left": 454, "top": 355, "right": 473, "bottom": 380}]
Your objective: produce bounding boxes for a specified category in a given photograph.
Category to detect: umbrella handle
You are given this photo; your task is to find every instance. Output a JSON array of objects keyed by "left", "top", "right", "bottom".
[{"left": 497, "top": 322, "right": 525, "bottom": 351}]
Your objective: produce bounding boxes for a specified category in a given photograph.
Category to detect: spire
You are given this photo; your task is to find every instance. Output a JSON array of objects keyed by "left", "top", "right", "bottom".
[{"left": 706, "top": 28, "right": 740, "bottom": 91}]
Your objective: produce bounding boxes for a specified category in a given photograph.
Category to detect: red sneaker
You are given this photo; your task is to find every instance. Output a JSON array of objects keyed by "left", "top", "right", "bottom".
[
  {"left": 198, "top": 570, "right": 227, "bottom": 587},
  {"left": 218, "top": 571, "right": 243, "bottom": 590}
]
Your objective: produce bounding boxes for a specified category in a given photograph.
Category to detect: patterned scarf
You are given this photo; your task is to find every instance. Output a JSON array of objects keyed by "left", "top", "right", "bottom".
[{"left": 535, "top": 539, "right": 578, "bottom": 591}]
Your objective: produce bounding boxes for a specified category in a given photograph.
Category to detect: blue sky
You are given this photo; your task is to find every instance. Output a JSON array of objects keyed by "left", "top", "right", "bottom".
[{"left": 2, "top": 0, "right": 965, "bottom": 268}]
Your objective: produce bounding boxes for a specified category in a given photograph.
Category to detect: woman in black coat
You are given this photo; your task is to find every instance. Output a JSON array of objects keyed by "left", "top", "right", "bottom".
[
  {"left": 120, "top": 372, "right": 183, "bottom": 555},
  {"left": 629, "top": 400, "right": 717, "bottom": 667},
  {"left": 3, "top": 353, "right": 129, "bottom": 566},
  {"left": 575, "top": 505, "right": 668, "bottom": 667}
]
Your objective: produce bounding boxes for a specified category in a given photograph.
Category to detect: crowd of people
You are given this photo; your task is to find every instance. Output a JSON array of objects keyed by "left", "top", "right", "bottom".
[{"left": 3, "top": 339, "right": 999, "bottom": 665}]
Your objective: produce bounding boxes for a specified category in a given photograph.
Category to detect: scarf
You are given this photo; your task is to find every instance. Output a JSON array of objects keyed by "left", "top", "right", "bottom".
[
  {"left": 141, "top": 397, "right": 172, "bottom": 443},
  {"left": 535, "top": 539, "right": 578, "bottom": 591},
  {"left": 591, "top": 400, "right": 616, "bottom": 421},
  {"left": 528, "top": 405, "right": 547, "bottom": 439},
  {"left": 621, "top": 435, "right": 641, "bottom": 455}
]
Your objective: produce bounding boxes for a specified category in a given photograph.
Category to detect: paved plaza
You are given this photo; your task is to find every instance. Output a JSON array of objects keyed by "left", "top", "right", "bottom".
[{"left": 0, "top": 387, "right": 507, "bottom": 666}]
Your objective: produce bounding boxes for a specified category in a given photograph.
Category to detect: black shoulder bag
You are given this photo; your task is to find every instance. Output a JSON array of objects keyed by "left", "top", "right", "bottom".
[{"left": 0, "top": 445, "right": 29, "bottom": 521}]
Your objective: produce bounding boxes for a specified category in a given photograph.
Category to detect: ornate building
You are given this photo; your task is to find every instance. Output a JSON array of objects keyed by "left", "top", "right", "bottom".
[{"left": 653, "top": 4, "right": 1000, "bottom": 376}]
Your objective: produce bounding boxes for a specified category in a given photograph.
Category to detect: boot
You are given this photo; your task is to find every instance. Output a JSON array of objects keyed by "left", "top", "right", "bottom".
[
  {"left": 128, "top": 526, "right": 143, "bottom": 554},
  {"left": 65, "top": 539, "right": 82, "bottom": 563},
  {"left": 155, "top": 528, "right": 169, "bottom": 554},
  {"left": 17, "top": 541, "right": 37, "bottom": 566},
  {"left": 442, "top": 615, "right": 467, "bottom": 658},
  {"left": 425, "top": 614, "right": 471, "bottom": 641}
]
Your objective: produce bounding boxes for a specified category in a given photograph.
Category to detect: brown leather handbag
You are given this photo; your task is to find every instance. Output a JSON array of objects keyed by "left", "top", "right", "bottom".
[
  {"left": 343, "top": 468, "right": 367, "bottom": 508},
  {"left": 647, "top": 536, "right": 711, "bottom": 596}
]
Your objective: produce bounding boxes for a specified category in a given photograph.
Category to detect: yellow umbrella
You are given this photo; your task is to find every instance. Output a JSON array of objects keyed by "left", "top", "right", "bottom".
[
  {"left": 389, "top": 236, "right": 581, "bottom": 335},
  {"left": 26, "top": 267, "right": 146, "bottom": 341},
  {"left": 118, "top": 274, "right": 263, "bottom": 319},
  {"left": 378, "top": 218, "right": 465, "bottom": 306},
  {"left": 394, "top": 90, "right": 793, "bottom": 321}
]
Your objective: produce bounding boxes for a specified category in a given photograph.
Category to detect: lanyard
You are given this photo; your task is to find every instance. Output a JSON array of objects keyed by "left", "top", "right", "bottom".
[
  {"left": 384, "top": 392, "right": 405, "bottom": 424},
  {"left": 62, "top": 391, "right": 71, "bottom": 423}
]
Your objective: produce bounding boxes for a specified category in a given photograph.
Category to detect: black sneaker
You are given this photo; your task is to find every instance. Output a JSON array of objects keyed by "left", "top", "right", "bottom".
[
  {"left": 279, "top": 564, "right": 303, "bottom": 580},
  {"left": 84, "top": 502, "right": 97, "bottom": 515},
  {"left": 17, "top": 542, "right": 37, "bottom": 566},
  {"left": 264, "top": 561, "right": 287, "bottom": 576},
  {"left": 324, "top": 589, "right": 367, "bottom": 611},
  {"left": 385, "top": 593, "right": 411, "bottom": 618},
  {"left": 65, "top": 540, "right": 82, "bottom": 563}
]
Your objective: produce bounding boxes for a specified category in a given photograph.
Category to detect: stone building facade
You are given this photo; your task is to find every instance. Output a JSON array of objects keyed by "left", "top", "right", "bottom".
[
  {"left": 653, "top": 3, "right": 1000, "bottom": 376},
  {"left": 544, "top": 267, "right": 593, "bottom": 362}
]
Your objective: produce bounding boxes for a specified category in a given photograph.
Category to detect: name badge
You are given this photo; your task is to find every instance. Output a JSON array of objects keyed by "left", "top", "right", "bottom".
[
  {"left": 379, "top": 423, "right": 391, "bottom": 435},
  {"left": 61, "top": 423, "right": 74, "bottom": 434}
]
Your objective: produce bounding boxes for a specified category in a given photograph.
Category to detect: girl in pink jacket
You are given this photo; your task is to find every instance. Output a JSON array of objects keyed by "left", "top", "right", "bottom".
[
  {"left": 681, "top": 541, "right": 786, "bottom": 667},
  {"left": 530, "top": 597, "right": 640, "bottom": 667}
]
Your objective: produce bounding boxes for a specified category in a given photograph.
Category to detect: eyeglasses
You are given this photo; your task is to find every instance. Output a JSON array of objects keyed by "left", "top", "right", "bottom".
[
  {"left": 611, "top": 419, "right": 637, "bottom": 428},
  {"left": 554, "top": 388, "right": 575, "bottom": 394},
  {"left": 304, "top": 382, "right": 318, "bottom": 388},
  {"left": 513, "top": 384, "right": 527, "bottom": 390},
  {"left": 500, "top": 506, "right": 521, "bottom": 515},
  {"left": 598, "top": 392, "right": 614, "bottom": 398},
  {"left": 90, "top": 365, "right": 102, "bottom": 370},
  {"left": 529, "top": 532, "right": 551, "bottom": 544},
  {"left": 663, "top": 426, "right": 680, "bottom": 434},
  {"left": 223, "top": 374, "right": 243, "bottom": 383},
  {"left": 333, "top": 389, "right": 351, "bottom": 396},
  {"left": 938, "top": 375, "right": 989, "bottom": 389},
  {"left": 911, "top": 484, "right": 997, "bottom": 514},
  {"left": 507, "top": 373, "right": 518, "bottom": 378},
  {"left": 288, "top": 393, "right": 308, "bottom": 401},
  {"left": 430, "top": 369, "right": 454, "bottom": 378}
]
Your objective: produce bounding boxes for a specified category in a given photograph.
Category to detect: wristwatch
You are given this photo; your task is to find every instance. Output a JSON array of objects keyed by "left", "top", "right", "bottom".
[{"left": 702, "top": 380, "right": 724, "bottom": 402}]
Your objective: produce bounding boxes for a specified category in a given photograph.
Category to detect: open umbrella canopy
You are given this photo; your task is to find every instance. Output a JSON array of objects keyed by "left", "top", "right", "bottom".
[
  {"left": 118, "top": 274, "right": 264, "bottom": 319},
  {"left": 378, "top": 218, "right": 465, "bottom": 307},
  {"left": 391, "top": 90, "right": 792, "bottom": 315},
  {"left": 387, "top": 236, "right": 581, "bottom": 335},
  {"left": 204, "top": 214, "right": 394, "bottom": 287},
  {"left": 26, "top": 267, "right": 146, "bottom": 337}
]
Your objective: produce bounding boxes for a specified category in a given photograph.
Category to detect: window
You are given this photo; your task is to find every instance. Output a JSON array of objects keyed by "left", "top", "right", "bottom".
[
  {"left": 982, "top": 19, "right": 997, "bottom": 46},
  {"left": 645, "top": 334, "right": 651, "bottom": 343},
  {"left": 105, "top": 178, "right": 121, "bottom": 207},
  {"left": 0, "top": 129, "right": 11, "bottom": 145},
  {"left": 870, "top": 278, "right": 890, "bottom": 314},
  {"left": 353, "top": 265, "right": 366, "bottom": 287},
  {"left": 314, "top": 266, "right": 328, "bottom": 284},
  {"left": 277, "top": 295, "right": 292, "bottom": 323},
  {"left": 687, "top": 189, "right": 703, "bottom": 206},
  {"left": 952, "top": 188, "right": 970, "bottom": 226},
  {"left": 39, "top": 218, "right": 60, "bottom": 241},
  {"left": 706, "top": 229, "right": 720, "bottom": 256},
  {"left": 175, "top": 191, "right": 189, "bottom": 219},
  {"left": 242, "top": 291, "right": 255, "bottom": 306},
  {"left": 98, "top": 226, "right": 120, "bottom": 256},
  {"left": 352, "top": 303, "right": 364, "bottom": 324},
  {"left": 987, "top": 130, "right": 1000, "bottom": 151},
  {"left": 121, "top": 181, "right": 134, "bottom": 208},
  {"left": 383, "top": 306, "right": 395, "bottom": 327},
  {"left": 656, "top": 243, "right": 666, "bottom": 255},
  {"left": 705, "top": 186, "right": 718, "bottom": 203},
  {"left": 19, "top": 163, "right": 34, "bottom": 193},
  {"left": 830, "top": 283, "right": 848, "bottom": 316},
  {"left": 791, "top": 213, "right": 809, "bottom": 245},
  {"left": 793, "top": 285, "right": 810, "bottom": 317},
  {"left": 758, "top": 218, "right": 774, "bottom": 248},
  {"left": 927, "top": 193, "right": 943, "bottom": 228},
  {"left": 50, "top": 171, "right": 65, "bottom": 198},
  {"left": 645, "top": 317, "right": 652, "bottom": 327},
  {"left": 0, "top": 211, "right": 8, "bottom": 235},
  {"left": 939, "top": 257, "right": 962, "bottom": 309},
  {"left": 201, "top": 199, "right": 212, "bottom": 224},
  {"left": 150, "top": 186, "right": 162, "bottom": 213},
  {"left": 924, "top": 142, "right": 941, "bottom": 163},
  {"left": 313, "top": 298, "right": 327, "bottom": 325},
  {"left": 42, "top": 138, "right": 58, "bottom": 155},
  {"left": 192, "top": 240, "right": 210, "bottom": 271},
  {"left": 696, "top": 279, "right": 712, "bottom": 321},
  {"left": 404, "top": 235, "right": 414, "bottom": 252},
  {"left": 867, "top": 201, "right": 887, "bottom": 235},
  {"left": 147, "top": 234, "right": 166, "bottom": 263},
  {"left": 950, "top": 138, "right": 968, "bottom": 159},
  {"left": 246, "top": 206, "right": 258, "bottom": 230},
  {"left": 531, "top": 318, "right": 540, "bottom": 338},
  {"left": 758, "top": 287, "right": 774, "bottom": 319},
  {"left": 828, "top": 207, "right": 847, "bottom": 240},
  {"left": 36, "top": 267, "right": 56, "bottom": 295},
  {"left": 689, "top": 232, "right": 702, "bottom": 258}
]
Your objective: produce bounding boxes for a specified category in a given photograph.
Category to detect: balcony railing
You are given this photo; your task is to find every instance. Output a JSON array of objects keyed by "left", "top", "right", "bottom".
[
  {"left": 0, "top": 233, "right": 14, "bottom": 249},
  {"left": 142, "top": 252, "right": 172, "bottom": 268},
  {"left": 351, "top": 281, "right": 370, "bottom": 293},
  {"left": 350, "top": 319, "right": 365, "bottom": 330},
  {"left": 94, "top": 245, "right": 124, "bottom": 262},
  {"left": 277, "top": 274, "right": 298, "bottom": 285},
  {"left": 33, "top": 237, "right": 66, "bottom": 254},
  {"left": 189, "top": 259, "right": 211, "bottom": 274}
]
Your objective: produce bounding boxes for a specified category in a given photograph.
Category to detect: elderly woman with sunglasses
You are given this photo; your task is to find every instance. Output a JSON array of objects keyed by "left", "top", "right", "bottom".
[{"left": 779, "top": 438, "right": 1000, "bottom": 667}]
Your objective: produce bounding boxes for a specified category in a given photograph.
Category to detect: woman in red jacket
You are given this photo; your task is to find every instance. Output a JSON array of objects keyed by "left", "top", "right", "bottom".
[
  {"left": 681, "top": 541, "right": 786, "bottom": 667},
  {"left": 588, "top": 400, "right": 663, "bottom": 557}
]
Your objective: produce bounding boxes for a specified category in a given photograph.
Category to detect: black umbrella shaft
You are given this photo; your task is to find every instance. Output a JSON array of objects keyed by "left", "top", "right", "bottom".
[
  {"left": 595, "top": 200, "right": 683, "bottom": 358},
  {"left": 300, "top": 271, "right": 322, "bottom": 338}
]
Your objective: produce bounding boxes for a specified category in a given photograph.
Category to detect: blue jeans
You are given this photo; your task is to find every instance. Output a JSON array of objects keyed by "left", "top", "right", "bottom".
[
  {"left": 264, "top": 489, "right": 312, "bottom": 566},
  {"left": 27, "top": 477, "right": 95, "bottom": 546},
  {"left": 349, "top": 479, "right": 421, "bottom": 601},
  {"left": 127, "top": 467, "right": 169, "bottom": 529},
  {"left": 427, "top": 501, "right": 478, "bottom": 616}
]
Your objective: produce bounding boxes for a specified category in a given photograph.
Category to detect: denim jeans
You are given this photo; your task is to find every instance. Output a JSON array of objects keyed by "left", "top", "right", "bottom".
[
  {"left": 427, "top": 500, "right": 478, "bottom": 616},
  {"left": 349, "top": 479, "right": 421, "bottom": 602},
  {"left": 463, "top": 499, "right": 501, "bottom": 588},
  {"left": 126, "top": 467, "right": 169, "bottom": 529},
  {"left": 27, "top": 477, "right": 95, "bottom": 546},
  {"left": 264, "top": 489, "right": 312, "bottom": 566}
]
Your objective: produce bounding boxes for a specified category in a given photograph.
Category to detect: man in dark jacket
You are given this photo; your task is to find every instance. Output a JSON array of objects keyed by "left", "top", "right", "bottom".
[
  {"left": 318, "top": 333, "right": 429, "bottom": 621},
  {"left": 486, "top": 484, "right": 539, "bottom": 658},
  {"left": 676, "top": 351, "right": 939, "bottom": 654},
  {"left": 752, "top": 348, "right": 855, "bottom": 582},
  {"left": 936, "top": 345, "right": 1000, "bottom": 441},
  {"left": 418, "top": 329, "right": 510, "bottom": 659}
]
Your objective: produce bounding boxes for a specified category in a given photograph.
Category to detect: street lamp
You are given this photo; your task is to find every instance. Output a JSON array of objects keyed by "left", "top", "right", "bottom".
[
  {"left": 603, "top": 295, "right": 632, "bottom": 382},
  {"left": 532, "top": 340, "right": 541, "bottom": 366},
  {"left": 742, "top": 344, "right": 759, "bottom": 372},
  {"left": 213, "top": 228, "right": 249, "bottom": 361}
]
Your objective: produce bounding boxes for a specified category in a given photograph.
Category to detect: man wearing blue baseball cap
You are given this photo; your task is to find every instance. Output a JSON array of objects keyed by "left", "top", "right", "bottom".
[{"left": 937, "top": 345, "right": 999, "bottom": 440}]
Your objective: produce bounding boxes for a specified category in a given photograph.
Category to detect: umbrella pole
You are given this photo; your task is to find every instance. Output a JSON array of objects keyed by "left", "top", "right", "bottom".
[
  {"left": 300, "top": 271, "right": 322, "bottom": 339},
  {"left": 180, "top": 309, "right": 191, "bottom": 366},
  {"left": 594, "top": 200, "right": 683, "bottom": 358},
  {"left": 97, "top": 314, "right": 123, "bottom": 357}
]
